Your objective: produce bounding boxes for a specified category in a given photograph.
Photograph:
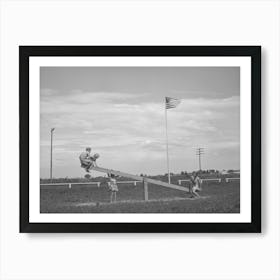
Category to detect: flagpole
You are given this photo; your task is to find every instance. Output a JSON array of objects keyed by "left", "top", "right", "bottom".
[{"left": 165, "top": 106, "right": 171, "bottom": 184}]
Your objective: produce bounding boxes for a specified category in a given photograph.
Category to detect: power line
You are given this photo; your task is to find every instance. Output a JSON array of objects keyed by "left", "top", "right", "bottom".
[{"left": 196, "top": 147, "right": 205, "bottom": 171}]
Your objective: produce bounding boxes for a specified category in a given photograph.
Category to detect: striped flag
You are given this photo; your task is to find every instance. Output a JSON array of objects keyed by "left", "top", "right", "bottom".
[{"left": 165, "top": 97, "right": 181, "bottom": 109}]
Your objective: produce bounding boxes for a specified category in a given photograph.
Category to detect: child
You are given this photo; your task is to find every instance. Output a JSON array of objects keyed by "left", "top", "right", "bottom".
[
  {"left": 79, "top": 147, "right": 99, "bottom": 173},
  {"left": 89, "top": 153, "right": 99, "bottom": 168},
  {"left": 108, "top": 173, "right": 118, "bottom": 203},
  {"left": 190, "top": 173, "right": 202, "bottom": 198}
]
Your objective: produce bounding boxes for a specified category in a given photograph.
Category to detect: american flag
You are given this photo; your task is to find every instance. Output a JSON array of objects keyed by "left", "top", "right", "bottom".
[{"left": 165, "top": 97, "right": 181, "bottom": 109}]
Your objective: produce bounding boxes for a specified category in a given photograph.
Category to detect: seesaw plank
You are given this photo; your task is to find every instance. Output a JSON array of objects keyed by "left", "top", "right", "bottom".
[{"left": 91, "top": 166, "right": 189, "bottom": 192}]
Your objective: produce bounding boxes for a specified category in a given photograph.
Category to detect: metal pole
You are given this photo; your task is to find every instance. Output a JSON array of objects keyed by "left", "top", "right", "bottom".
[
  {"left": 165, "top": 108, "right": 171, "bottom": 184},
  {"left": 50, "top": 128, "right": 55, "bottom": 180},
  {"left": 196, "top": 147, "right": 204, "bottom": 171},
  {"left": 199, "top": 151, "right": 201, "bottom": 171}
]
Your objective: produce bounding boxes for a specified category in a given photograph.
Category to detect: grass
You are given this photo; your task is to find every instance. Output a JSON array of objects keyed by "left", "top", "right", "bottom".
[{"left": 40, "top": 180, "right": 240, "bottom": 213}]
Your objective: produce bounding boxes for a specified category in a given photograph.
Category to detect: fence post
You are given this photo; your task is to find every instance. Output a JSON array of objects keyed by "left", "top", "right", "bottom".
[
  {"left": 69, "top": 183, "right": 72, "bottom": 189},
  {"left": 178, "top": 180, "right": 181, "bottom": 185},
  {"left": 97, "top": 182, "right": 100, "bottom": 188},
  {"left": 134, "top": 181, "right": 137, "bottom": 187},
  {"left": 143, "top": 180, "right": 148, "bottom": 201}
]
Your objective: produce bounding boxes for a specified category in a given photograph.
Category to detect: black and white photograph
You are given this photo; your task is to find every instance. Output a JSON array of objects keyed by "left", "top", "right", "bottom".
[
  {"left": 19, "top": 46, "right": 261, "bottom": 232},
  {"left": 40, "top": 66, "right": 241, "bottom": 214}
]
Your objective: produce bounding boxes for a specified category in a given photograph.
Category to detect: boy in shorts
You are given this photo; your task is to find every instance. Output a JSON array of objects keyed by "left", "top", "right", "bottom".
[{"left": 108, "top": 173, "right": 118, "bottom": 203}]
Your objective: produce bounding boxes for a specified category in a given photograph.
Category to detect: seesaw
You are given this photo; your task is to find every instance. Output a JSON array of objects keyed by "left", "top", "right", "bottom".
[{"left": 90, "top": 166, "right": 189, "bottom": 201}]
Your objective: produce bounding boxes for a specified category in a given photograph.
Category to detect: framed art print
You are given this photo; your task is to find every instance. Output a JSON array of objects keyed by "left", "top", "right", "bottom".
[{"left": 19, "top": 46, "right": 261, "bottom": 233}]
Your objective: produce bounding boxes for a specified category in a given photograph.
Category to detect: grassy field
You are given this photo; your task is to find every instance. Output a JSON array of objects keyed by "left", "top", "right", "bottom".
[{"left": 40, "top": 180, "right": 240, "bottom": 213}]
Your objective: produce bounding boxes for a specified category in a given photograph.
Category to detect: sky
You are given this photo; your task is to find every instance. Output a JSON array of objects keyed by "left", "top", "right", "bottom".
[{"left": 40, "top": 67, "right": 240, "bottom": 178}]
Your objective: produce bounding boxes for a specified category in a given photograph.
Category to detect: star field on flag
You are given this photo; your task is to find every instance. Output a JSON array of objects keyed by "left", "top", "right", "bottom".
[{"left": 165, "top": 97, "right": 181, "bottom": 109}]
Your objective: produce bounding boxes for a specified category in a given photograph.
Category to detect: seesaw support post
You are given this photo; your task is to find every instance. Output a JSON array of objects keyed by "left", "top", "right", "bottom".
[{"left": 143, "top": 179, "right": 148, "bottom": 201}]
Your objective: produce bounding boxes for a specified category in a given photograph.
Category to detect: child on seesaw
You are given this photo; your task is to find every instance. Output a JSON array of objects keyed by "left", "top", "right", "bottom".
[
  {"left": 189, "top": 173, "right": 202, "bottom": 198},
  {"left": 79, "top": 147, "right": 99, "bottom": 173}
]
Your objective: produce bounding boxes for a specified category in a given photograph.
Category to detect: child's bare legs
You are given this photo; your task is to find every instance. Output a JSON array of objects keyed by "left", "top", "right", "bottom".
[
  {"left": 189, "top": 187, "right": 200, "bottom": 198},
  {"left": 110, "top": 191, "right": 117, "bottom": 203},
  {"left": 192, "top": 189, "right": 200, "bottom": 198},
  {"left": 88, "top": 161, "right": 97, "bottom": 170}
]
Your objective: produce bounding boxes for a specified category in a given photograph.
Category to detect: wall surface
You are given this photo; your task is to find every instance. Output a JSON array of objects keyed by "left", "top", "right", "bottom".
[{"left": 0, "top": 0, "right": 279, "bottom": 279}]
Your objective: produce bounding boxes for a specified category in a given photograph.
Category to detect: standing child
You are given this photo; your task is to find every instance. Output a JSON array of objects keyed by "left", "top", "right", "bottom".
[{"left": 108, "top": 173, "right": 118, "bottom": 203}]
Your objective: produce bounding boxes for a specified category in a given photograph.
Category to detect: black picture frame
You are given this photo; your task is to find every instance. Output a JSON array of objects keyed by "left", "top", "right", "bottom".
[{"left": 20, "top": 46, "right": 261, "bottom": 233}]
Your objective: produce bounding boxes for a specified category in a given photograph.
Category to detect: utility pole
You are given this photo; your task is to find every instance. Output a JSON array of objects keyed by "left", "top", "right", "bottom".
[
  {"left": 196, "top": 147, "right": 204, "bottom": 171},
  {"left": 50, "top": 128, "right": 55, "bottom": 180}
]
